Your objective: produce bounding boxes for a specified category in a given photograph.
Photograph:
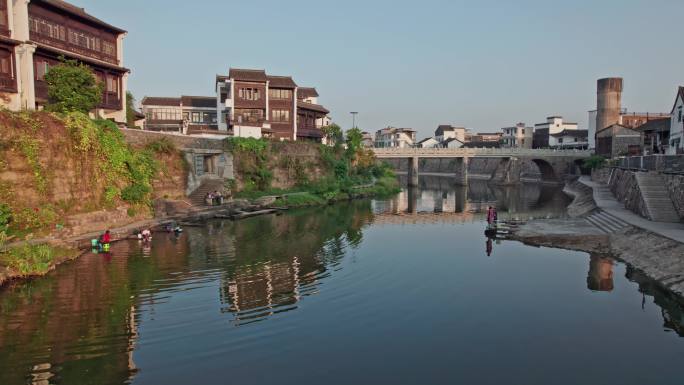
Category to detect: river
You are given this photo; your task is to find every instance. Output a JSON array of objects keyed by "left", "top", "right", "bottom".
[{"left": 1, "top": 177, "right": 683, "bottom": 385}]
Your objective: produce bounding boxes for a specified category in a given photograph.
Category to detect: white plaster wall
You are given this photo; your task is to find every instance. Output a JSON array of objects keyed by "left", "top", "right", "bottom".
[
  {"left": 233, "top": 125, "right": 262, "bottom": 138},
  {"left": 668, "top": 95, "right": 684, "bottom": 154},
  {"left": 588, "top": 110, "right": 597, "bottom": 149}
]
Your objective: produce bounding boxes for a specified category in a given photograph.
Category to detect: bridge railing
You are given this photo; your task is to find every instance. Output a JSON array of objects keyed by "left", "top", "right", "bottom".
[{"left": 372, "top": 147, "right": 592, "bottom": 157}]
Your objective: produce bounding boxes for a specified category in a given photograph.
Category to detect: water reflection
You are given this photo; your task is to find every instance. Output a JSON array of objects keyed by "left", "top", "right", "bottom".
[
  {"left": 1, "top": 179, "right": 684, "bottom": 384},
  {"left": 379, "top": 176, "right": 571, "bottom": 224},
  {"left": 587, "top": 256, "right": 615, "bottom": 292}
]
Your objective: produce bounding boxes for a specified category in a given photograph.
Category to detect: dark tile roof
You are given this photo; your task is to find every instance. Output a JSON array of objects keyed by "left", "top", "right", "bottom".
[
  {"left": 181, "top": 95, "right": 216, "bottom": 108},
  {"left": 297, "top": 101, "right": 329, "bottom": 114},
  {"left": 550, "top": 129, "right": 588, "bottom": 138},
  {"left": 267, "top": 76, "right": 297, "bottom": 89},
  {"left": 133, "top": 110, "right": 145, "bottom": 119},
  {"left": 229, "top": 68, "right": 267, "bottom": 82},
  {"left": 417, "top": 137, "right": 436, "bottom": 144},
  {"left": 41, "top": 0, "right": 126, "bottom": 33},
  {"left": 216, "top": 75, "right": 229, "bottom": 83},
  {"left": 141, "top": 97, "right": 181, "bottom": 107},
  {"left": 444, "top": 137, "right": 464, "bottom": 144},
  {"left": 635, "top": 117, "right": 670, "bottom": 133},
  {"left": 298, "top": 87, "right": 319, "bottom": 98}
]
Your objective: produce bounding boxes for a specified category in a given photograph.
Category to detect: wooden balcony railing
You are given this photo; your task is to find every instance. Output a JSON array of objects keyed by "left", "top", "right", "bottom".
[
  {"left": 0, "top": 76, "right": 16, "bottom": 92},
  {"left": 30, "top": 34, "right": 118, "bottom": 65}
]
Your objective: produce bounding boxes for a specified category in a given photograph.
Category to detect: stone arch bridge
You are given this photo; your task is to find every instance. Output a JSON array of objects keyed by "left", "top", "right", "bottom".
[{"left": 372, "top": 148, "right": 592, "bottom": 185}]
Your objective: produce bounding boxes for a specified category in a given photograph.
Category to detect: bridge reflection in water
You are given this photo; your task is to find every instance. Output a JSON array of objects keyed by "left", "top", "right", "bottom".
[{"left": 371, "top": 175, "right": 571, "bottom": 224}]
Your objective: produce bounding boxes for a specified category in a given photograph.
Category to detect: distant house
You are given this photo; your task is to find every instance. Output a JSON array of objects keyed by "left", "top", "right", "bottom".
[
  {"left": 636, "top": 118, "right": 670, "bottom": 154},
  {"left": 435, "top": 125, "right": 466, "bottom": 143},
  {"left": 361, "top": 131, "right": 374, "bottom": 147},
  {"left": 668, "top": 86, "right": 684, "bottom": 154},
  {"left": 443, "top": 137, "right": 464, "bottom": 149},
  {"left": 374, "top": 127, "right": 416, "bottom": 148},
  {"left": 533, "top": 116, "right": 578, "bottom": 149},
  {"left": 501, "top": 123, "right": 533, "bottom": 148},
  {"left": 596, "top": 124, "right": 642, "bottom": 158},
  {"left": 549, "top": 129, "right": 588, "bottom": 150},
  {"left": 462, "top": 140, "right": 500, "bottom": 149},
  {"left": 417, "top": 137, "right": 439, "bottom": 148},
  {"left": 141, "top": 95, "right": 218, "bottom": 136}
]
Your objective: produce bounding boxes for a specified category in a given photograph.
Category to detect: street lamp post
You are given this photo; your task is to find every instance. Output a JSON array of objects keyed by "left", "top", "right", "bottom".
[{"left": 350, "top": 111, "right": 358, "bottom": 129}]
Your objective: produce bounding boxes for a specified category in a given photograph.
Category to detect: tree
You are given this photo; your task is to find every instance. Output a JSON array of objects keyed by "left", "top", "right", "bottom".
[
  {"left": 345, "top": 127, "right": 363, "bottom": 152},
  {"left": 126, "top": 91, "right": 137, "bottom": 127},
  {"left": 45, "top": 58, "right": 103, "bottom": 114},
  {"left": 321, "top": 123, "right": 343, "bottom": 146}
]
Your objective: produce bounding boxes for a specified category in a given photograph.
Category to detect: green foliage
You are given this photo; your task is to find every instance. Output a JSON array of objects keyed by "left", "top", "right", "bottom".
[
  {"left": 583, "top": 155, "right": 606, "bottom": 170},
  {"left": 227, "top": 137, "right": 272, "bottom": 190},
  {"left": 64, "top": 111, "right": 158, "bottom": 205},
  {"left": 45, "top": 58, "right": 104, "bottom": 114},
  {"left": 18, "top": 135, "right": 48, "bottom": 193},
  {"left": 274, "top": 192, "right": 326, "bottom": 208},
  {"left": 13, "top": 206, "right": 58, "bottom": 230},
  {"left": 126, "top": 91, "right": 137, "bottom": 127},
  {"left": 226, "top": 137, "right": 269, "bottom": 154},
  {"left": 0, "top": 203, "right": 10, "bottom": 234},
  {"left": 321, "top": 123, "right": 343, "bottom": 145},
  {"left": 345, "top": 127, "right": 364, "bottom": 155},
  {"left": 0, "top": 243, "right": 75, "bottom": 275},
  {"left": 145, "top": 137, "right": 176, "bottom": 154}
]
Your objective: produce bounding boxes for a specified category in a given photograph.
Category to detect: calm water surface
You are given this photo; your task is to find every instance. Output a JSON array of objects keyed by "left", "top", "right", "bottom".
[{"left": 1, "top": 177, "right": 684, "bottom": 385}]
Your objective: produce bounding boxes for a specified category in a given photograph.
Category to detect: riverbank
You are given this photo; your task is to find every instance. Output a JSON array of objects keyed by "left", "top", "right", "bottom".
[
  {"left": 510, "top": 177, "right": 684, "bottom": 299},
  {"left": 0, "top": 175, "right": 400, "bottom": 287}
]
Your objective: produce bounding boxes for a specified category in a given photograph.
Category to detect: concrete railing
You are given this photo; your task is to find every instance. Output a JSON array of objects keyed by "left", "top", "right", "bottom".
[
  {"left": 616, "top": 155, "right": 684, "bottom": 174},
  {"left": 372, "top": 147, "right": 592, "bottom": 158}
]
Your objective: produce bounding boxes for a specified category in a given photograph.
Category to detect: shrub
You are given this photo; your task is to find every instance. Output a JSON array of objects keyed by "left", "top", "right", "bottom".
[
  {"left": 583, "top": 155, "right": 606, "bottom": 170},
  {"left": 45, "top": 58, "right": 104, "bottom": 114}
]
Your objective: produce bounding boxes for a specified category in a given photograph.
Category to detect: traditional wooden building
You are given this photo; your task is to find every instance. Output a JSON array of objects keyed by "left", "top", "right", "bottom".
[
  {"left": 0, "top": 0, "right": 128, "bottom": 122},
  {"left": 214, "top": 68, "right": 331, "bottom": 141}
]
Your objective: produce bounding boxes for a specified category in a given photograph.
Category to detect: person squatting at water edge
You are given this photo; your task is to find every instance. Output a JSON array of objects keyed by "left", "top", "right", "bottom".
[{"left": 91, "top": 229, "right": 111, "bottom": 252}]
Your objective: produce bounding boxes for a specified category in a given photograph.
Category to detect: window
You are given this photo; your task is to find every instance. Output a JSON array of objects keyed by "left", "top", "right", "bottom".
[
  {"left": 235, "top": 109, "right": 264, "bottom": 123},
  {"left": 521, "top": 128, "right": 525, "bottom": 134},
  {"left": 29, "top": 16, "right": 66, "bottom": 41},
  {"left": 35, "top": 60, "right": 49, "bottom": 81},
  {"left": 269, "top": 89, "right": 292, "bottom": 99},
  {"left": 0, "top": 50, "right": 11, "bottom": 76},
  {"left": 183, "top": 112, "right": 189, "bottom": 121},
  {"left": 238, "top": 88, "right": 260, "bottom": 101},
  {"left": 191, "top": 112, "right": 201, "bottom": 123},
  {"left": 271, "top": 109, "right": 290, "bottom": 122},
  {"left": 678, "top": 107, "right": 682, "bottom": 123},
  {"left": 558, "top": 138, "right": 563, "bottom": 143},
  {"left": 149, "top": 108, "right": 181, "bottom": 120},
  {"left": 204, "top": 112, "right": 217, "bottom": 124},
  {"left": 106, "top": 75, "right": 118, "bottom": 93}
]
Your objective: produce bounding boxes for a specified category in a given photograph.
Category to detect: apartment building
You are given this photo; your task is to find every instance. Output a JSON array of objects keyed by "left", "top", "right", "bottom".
[
  {"left": 501, "top": 123, "right": 533, "bottom": 148},
  {"left": 215, "top": 68, "right": 330, "bottom": 140},
  {"left": 0, "top": 0, "right": 128, "bottom": 122},
  {"left": 374, "top": 127, "right": 416, "bottom": 148},
  {"left": 533, "top": 117, "right": 578, "bottom": 149},
  {"left": 668, "top": 86, "right": 684, "bottom": 154},
  {"left": 140, "top": 95, "right": 218, "bottom": 135}
]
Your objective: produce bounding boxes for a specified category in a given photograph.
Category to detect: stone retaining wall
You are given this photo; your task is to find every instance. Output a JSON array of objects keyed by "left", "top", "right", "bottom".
[
  {"left": 664, "top": 174, "right": 684, "bottom": 220},
  {"left": 609, "top": 169, "right": 649, "bottom": 219}
]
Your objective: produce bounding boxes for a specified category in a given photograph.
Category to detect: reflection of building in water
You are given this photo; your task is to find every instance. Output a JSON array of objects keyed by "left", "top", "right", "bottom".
[{"left": 587, "top": 256, "right": 614, "bottom": 292}]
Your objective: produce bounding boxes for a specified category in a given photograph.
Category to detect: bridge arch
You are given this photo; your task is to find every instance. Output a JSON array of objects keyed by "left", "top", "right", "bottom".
[{"left": 531, "top": 159, "right": 559, "bottom": 182}]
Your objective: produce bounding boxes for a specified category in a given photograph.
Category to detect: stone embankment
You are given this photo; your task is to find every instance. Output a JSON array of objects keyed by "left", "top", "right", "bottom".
[{"left": 511, "top": 177, "right": 684, "bottom": 299}]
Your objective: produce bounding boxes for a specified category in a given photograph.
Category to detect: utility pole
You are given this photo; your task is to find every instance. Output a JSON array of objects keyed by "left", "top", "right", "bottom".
[{"left": 350, "top": 111, "right": 358, "bottom": 128}]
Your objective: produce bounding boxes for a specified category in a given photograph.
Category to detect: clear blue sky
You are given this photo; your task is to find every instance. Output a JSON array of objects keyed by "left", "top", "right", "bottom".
[{"left": 77, "top": 0, "right": 683, "bottom": 138}]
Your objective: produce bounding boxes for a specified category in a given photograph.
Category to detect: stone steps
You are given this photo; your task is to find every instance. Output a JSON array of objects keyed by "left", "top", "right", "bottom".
[
  {"left": 188, "top": 180, "right": 226, "bottom": 206},
  {"left": 585, "top": 210, "right": 631, "bottom": 234},
  {"left": 635, "top": 172, "right": 680, "bottom": 223}
]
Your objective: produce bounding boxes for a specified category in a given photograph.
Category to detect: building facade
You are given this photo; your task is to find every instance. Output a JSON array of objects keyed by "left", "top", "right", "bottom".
[
  {"left": 141, "top": 96, "right": 218, "bottom": 136},
  {"left": 0, "top": 0, "right": 128, "bottom": 122},
  {"left": 214, "top": 68, "right": 329, "bottom": 140},
  {"left": 374, "top": 127, "right": 416, "bottom": 148},
  {"left": 549, "top": 129, "right": 588, "bottom": 149},
  {"left": 668, "top": 86, "right": 684, "bottom": 154},
  {"left": 533, "top": 117, "right": 578, "bottom": 149},
  {"left": 501, "top": 123, "right": 533, "bottom": 148},
  {"left": 596, "top": 124, "right": 643, "bottom": 158},
  {"left": 435, "top": 125, "right": 466, "bottom": 144}
]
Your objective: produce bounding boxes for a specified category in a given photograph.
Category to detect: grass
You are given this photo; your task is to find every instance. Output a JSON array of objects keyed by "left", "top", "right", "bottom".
[
  {"left": 273, "top": 192, "right": 327, "bottom": 208},
  {"left": 0, "top": 243, "right": 77, "bottom": 276}
]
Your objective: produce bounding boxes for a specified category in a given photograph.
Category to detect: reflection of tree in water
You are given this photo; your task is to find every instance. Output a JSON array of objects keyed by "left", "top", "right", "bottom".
[
  {"left": 217, "top": 201, "right": 375, "bottom": 325},
  {"left": 0, "top": 237, "right": 192, "bottom": 385},
  {"left": 625, "top": 266, "right": 684, "bottom": 337}
]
